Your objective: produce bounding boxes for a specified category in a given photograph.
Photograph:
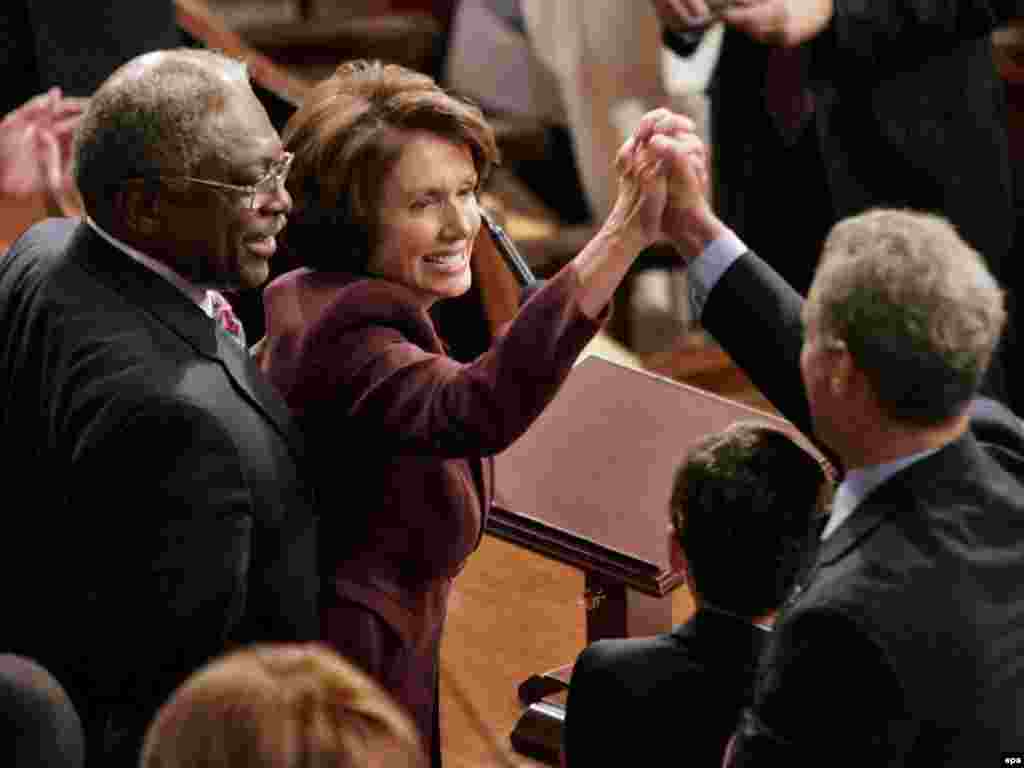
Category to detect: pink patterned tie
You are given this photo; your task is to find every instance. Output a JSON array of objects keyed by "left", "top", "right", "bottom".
[{"left": 209, "top": 290, "right": 247, "bottom": 348}]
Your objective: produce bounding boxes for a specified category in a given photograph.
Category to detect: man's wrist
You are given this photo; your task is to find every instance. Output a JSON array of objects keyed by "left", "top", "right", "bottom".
[{"left": 668, "top": 206, "right": 728, "bottom": 263}]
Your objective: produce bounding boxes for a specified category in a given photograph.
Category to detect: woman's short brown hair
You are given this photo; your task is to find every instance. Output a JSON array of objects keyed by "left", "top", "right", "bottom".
[
  {"left": 140, "top": 643, "right": 426, "bottom": 768},
  {"left": 281, "top": 60, "right": 499, "bottom": 272}
]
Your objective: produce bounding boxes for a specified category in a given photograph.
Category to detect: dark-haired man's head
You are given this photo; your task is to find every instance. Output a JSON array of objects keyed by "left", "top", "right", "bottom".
[{"left": 669, "top": 421, "right": 830, "bottom": 622}]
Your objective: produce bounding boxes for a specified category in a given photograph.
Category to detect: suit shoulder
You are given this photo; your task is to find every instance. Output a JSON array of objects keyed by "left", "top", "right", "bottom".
[
  {"left": 575, "top": 632, "right": 698, "bottom": 684},
  {"left": 314, "top": 277, "right": 437, "bottom": 347},
  {"left": 11, "top": 217, "right": 80, "bottom": 248},
  {"left": 0, "top": 218, "right": 80, "bottom": 283}
]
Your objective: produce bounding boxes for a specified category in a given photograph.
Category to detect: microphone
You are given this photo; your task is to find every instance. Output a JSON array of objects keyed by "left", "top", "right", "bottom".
[{"left": 479, "top": 208, "right": 542, "bottom": 304}]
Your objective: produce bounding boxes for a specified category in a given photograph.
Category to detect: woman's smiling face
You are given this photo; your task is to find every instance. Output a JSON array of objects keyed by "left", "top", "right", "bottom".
[{"left": 367, "top": 130, "right": 480, "bottom": 308}]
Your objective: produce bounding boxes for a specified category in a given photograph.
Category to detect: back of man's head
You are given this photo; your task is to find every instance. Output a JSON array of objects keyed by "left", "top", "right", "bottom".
[
  {"left": 73, "top": 48, "right": 249, "bottom": 220},
  {"left": 803, "top": 209, "right": 1005, "bottom": 426},
  {"left": 0, "top": 655, "right": 84, "bottom": 768},
  {"left": 670, "top": 422, "right": 828, "bottom": 619}
]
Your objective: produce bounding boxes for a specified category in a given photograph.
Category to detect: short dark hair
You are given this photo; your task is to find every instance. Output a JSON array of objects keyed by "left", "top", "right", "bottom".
[
  {"left": 281, "top": 59, "right": 499, "bottom": 272},
  {"left": 73, "top": 48, "right": 250, "bottom": 218},
  {"left": 669, "top": 422, "right": 828, "bottom": 618}
]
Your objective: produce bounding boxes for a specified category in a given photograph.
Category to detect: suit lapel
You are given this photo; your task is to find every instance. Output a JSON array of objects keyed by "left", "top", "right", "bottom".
[
  {"left": 69, "top": 222, "right": 303, "bottom": 453},
  {"left": 813, "top": 436, "right": 981, "bottom": 572},
  {"left": 814, "top": 495, "right": 890, "bottom": 569},
  {"left": 213, "top": 325, "right": 306, "bottom": 455}
]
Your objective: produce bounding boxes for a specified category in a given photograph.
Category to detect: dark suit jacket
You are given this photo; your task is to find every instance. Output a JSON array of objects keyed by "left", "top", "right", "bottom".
[
  {"left": 0, "top": 219, "right": 318, "bottom": 767},
  {"left": 259, "top": 261, "right": 605, "bottom": 758},
  {"left": 699, "top": 251, "right": 1024, "bottom": 765},
  {"left": 730, "top": 433, "right": 1024, "bottom": 765},
  {"left": 0, "top": 0, "right": 182, "bottom": 116},
  {"left": 563, "top": 608, "right": 767, "bottom": 768},
  {"left": 667, "top": 2, "right": 1016, "bottom": 296}
]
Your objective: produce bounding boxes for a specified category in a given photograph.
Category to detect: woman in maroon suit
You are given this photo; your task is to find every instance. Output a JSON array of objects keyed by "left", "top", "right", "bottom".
[{"left": 257, "top": 59, "right": 694, "bottom": 765}]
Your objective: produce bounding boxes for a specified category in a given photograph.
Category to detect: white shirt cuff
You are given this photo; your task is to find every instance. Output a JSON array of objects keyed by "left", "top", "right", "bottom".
[{"left": 688, "top": 228, "right": 748, "bottom": 319}]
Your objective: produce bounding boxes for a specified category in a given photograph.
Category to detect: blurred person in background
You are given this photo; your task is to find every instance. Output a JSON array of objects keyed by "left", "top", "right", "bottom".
[{"left": 142, "top": 644, "right": 426, "bottom": 768}]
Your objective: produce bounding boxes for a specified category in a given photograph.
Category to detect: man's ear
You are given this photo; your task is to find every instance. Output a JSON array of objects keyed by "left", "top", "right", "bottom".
[
  {"left": 830, "top": 345, "right": 879, "bottom": 410},
  {"left": 667, "top": 524, "right": 690, "bottom": 586},
  {"left": 828, "top": 343, "right": 857, "bottom": 398},
  {"left": 118, "top": 182, "right": 161, "bottom": 237}
]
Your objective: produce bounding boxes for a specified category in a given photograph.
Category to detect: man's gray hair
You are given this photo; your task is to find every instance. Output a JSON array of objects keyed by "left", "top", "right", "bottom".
[
  {"left": 803, "top": 209, "right": 1005, "bottom": 425},
  {"left": 73, "top": 48, "right": 249, "bottom": 216}
]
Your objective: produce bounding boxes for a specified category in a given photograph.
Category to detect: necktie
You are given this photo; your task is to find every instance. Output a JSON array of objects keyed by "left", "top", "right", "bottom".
[
  {"left": 765, "top": 46, "right": 815, "bottom": 145},
  {"left": 209, "top": 290, "right": 247, "bottom": 348}
]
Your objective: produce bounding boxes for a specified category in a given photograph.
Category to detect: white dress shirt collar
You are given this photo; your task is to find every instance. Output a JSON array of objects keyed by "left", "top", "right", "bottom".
[
  {"left": 820, "top": 446, "right": 942, "bottom": 540},
  {"left": 687, "top": 228, "right": 747, "bottom": 318}
]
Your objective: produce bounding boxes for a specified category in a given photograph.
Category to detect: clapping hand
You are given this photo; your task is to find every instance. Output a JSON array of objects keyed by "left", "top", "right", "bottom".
[
  {"left": 0, "top": 87, "right": 87, "bottom": 213},
  {"left": 651, "top": 0, "right": 833, "bottom": 47},
  {"left": 720, "top": 0, "right": 833, "bottom": 47}
]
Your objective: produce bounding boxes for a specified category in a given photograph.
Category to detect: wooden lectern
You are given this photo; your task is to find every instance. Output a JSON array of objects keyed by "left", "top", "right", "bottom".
[{"left": 488, "top": 355, "right": 818, "bottom": 763}]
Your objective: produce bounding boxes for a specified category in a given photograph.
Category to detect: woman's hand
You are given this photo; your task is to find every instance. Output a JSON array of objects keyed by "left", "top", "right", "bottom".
[
  {"left": 603, "top": 136, "right": 670, "bottom": 250},
  {"left": 573, "top": 108, "right": 716, "bottom": 317},
  {"left": 604, "top": 109, "right": 710, "bottom": 250}
]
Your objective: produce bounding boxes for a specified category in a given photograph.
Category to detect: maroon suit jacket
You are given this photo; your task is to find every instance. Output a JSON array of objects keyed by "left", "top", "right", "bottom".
[{"left": 259, "top": 262, "right": 604, "bottom": 748}]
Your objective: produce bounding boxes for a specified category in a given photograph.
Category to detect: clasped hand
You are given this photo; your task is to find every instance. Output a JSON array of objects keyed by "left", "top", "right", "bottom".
[{"left": 607, "top": 109, "right": 712, "bottom": 251}]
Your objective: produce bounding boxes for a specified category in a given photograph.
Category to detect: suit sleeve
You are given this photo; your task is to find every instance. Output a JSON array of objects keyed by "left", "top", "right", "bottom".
[
  {"left": 0, "top": 0, "right": 181, "bottom": 112},
  {"left": 69, "top": 395, "right": 253, "bottom": 741},
  {"left": 727, "top": 609, "right": 915, "bottom": 767},
  {"left": 303, "top": 264, "right": 605, "bottom": 458},
  {"left": 700, "top": 251, "right": 814, "bottom": 439}
]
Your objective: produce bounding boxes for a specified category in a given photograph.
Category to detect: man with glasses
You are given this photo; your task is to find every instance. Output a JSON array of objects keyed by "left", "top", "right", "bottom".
[{"left": 0, "top": 48, "right": 317, "bottom": 768}]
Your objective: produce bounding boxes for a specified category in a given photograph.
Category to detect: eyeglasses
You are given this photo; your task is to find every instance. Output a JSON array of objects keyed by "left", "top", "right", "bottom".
[{"left": 144, "top": 152, "right": 294, "bottom": 210}]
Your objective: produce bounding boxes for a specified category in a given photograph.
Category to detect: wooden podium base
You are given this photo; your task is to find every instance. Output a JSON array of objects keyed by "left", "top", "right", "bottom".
[
  {"left": 512, "top": 660, "right": 572, "bottom": 764},
  {"left": 510, "top": 699, "right": 567, "bottom": 766},
  {"left": 509, "top": 571, "right": 677, "bottom": 764}
]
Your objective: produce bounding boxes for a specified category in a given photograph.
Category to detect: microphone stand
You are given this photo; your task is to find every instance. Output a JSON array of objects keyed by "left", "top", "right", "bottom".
[{"left": 479, "top": 207, "right": 539, "bottom": 292}]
